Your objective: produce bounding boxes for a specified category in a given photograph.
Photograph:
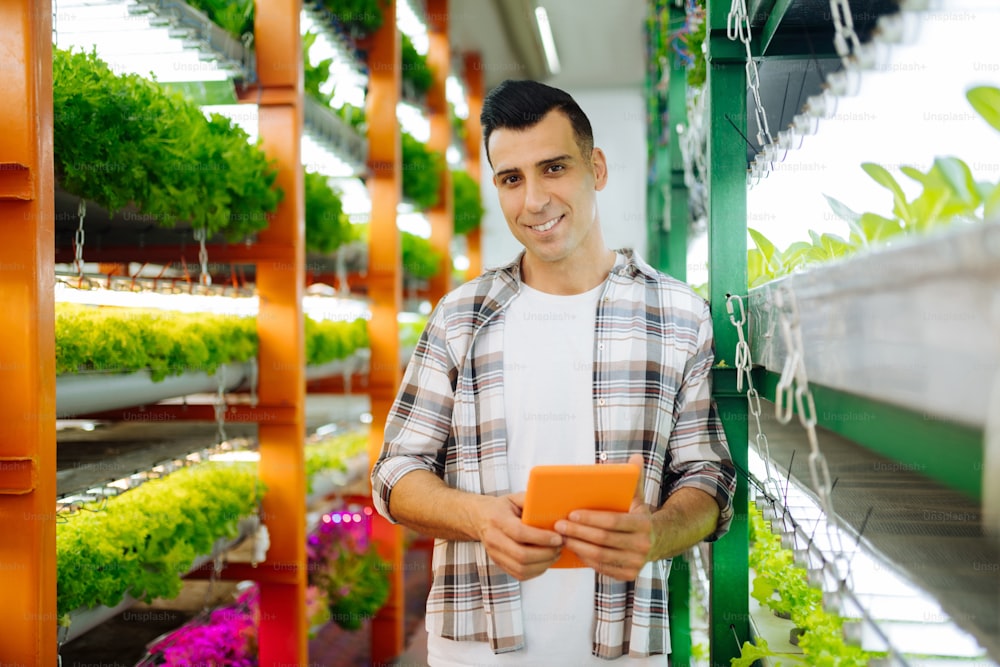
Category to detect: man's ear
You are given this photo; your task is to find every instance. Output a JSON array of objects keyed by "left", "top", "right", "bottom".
[{"left": 591, "top": 147, "right": 609, "bottom": 191}]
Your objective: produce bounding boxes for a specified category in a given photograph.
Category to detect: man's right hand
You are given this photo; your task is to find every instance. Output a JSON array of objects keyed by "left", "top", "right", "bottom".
[
  {"left": 475, "top": 492, "right": 564, "bottom": 581},
  {"left": 387, "top": 471, "right": 562, "bottom": 580}
]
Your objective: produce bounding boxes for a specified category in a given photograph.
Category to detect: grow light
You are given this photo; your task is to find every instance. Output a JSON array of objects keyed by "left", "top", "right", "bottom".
[
  {"left": 447, "top": 75, "right": 470, "bottom": 120},
  {"left": 55, "top": 279, "right": 371, "bottom": 323},
  {"left": 54, "top": 0, "right": 239, "bottom": 83},
  {"left": 57, "top": 437, "right": 252, "bottom": 512},
  {"left": 300, "top": 7, "right": 366, "bottom": 109},
  {"left": 398, "top": 101, "right": 431, "bottom": 141}
]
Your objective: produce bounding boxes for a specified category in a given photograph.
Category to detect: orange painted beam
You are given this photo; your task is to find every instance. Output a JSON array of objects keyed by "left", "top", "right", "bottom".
[
  {"left": 254, "top": 1, "right": 307, "bottom": 664},
  {"left": 0, "top": 0, "right": 56, "bottom": 663},
  {"left": 463, "top": 52, "right": 484, "bottom": 280},
  {"left": 365, "top": 1, "right": 406, "bottom": 660},
  {"left": 426, "top": 0, "right": 452, "bottom": 304}
]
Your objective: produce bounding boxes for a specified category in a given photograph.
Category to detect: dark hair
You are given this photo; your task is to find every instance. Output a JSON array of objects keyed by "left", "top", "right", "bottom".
[{"left": 480, "top": 79, "right": 594, "bottom": 165}]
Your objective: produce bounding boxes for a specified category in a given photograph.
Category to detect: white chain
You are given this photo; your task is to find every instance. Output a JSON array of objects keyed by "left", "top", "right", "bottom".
[
  {"left": 74, "top": 200, "right": 87, "bottom": 277},
  {"left": 726, "top": 295, "right": 782, "bottom": 502},
  {"left": 829, "top": 0, "right": 861, "bottom": 62},
  {"left": 194, "top": 227, "right": 211, "bottom": 286},
  {"left": 773, "top": 286, "right": 846, "bottom": 566},
  {"left": 727, "top": 0, "right": 773, "bottom": 147}
]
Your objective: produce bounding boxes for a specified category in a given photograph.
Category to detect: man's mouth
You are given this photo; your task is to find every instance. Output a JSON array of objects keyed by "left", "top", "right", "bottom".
[{"left": 529, "top": 215, "right": 562, "bottom": 232}]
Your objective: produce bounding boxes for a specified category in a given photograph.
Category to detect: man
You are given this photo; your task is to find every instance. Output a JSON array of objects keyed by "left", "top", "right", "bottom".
[{"left": 372, "top": 79, "right": 735, "bottom": 664}]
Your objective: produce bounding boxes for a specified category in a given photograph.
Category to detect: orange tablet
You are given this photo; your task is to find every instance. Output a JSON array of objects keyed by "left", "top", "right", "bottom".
[{"left": 521, "top": 463, "right": 640, "bottom": 569}]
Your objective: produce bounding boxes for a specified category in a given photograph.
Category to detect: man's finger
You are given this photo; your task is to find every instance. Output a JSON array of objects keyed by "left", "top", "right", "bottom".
[{"left": 628, "top": 452, "right": 646, "bottom": 510}]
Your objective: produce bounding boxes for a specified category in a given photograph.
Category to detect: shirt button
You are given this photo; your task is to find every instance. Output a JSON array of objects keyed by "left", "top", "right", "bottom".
[
  {"left": 599, "top": 451, "right": 608, "bottom": 461},
  {"left": 598, "top": 343, "right": 605, "bottom": 350},
  {"left": 598, "top": 398, "right": 606, "bottom": 406}
]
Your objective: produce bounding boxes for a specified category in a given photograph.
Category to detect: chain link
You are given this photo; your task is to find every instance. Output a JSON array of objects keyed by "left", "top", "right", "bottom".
[
  {"left": 726, "top": 295, "right": 783, "bottom": 502},
  {"left": 727, "top": 0, "right": 773, "bottom": 147},
  {"left": 829, "top": 0, "right": 861, "bottom": 62},
  {"left": 74, "top": 200, "right": 87, "bottom": 277},
  {"left": 194, "top": 227, "right": 211, "bottom": 286},
  {"left": 773, "top": 286, "right": 847, "bottom": 567}
]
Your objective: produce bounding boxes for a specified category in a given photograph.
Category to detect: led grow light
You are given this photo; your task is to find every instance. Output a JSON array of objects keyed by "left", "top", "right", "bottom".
[{"left": 55, "top": 0, "right": 240, "bottom": 83}]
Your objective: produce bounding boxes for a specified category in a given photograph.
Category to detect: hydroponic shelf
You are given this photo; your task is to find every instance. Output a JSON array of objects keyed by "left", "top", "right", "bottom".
[
  {"left": 56, "top": 350, "right": 370, "bottom": 418},
  {"left": 748, "top": 221, "right": 1000, "bottom": 430},
  {"left": 754, "top": 412, "right": 1000, "bottom": 663},
  {"left": 63, "top": 515, "right": 263, "bottom": 644}
]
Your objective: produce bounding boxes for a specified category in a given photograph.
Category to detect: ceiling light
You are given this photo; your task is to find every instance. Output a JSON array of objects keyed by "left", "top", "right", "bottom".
[{"left": 534, "top": 7, "right": 560, "bottom": 75}]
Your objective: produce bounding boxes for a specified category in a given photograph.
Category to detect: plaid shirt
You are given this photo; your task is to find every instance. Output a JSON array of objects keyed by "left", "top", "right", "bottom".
[{"left": 372, "top": 249, "right": 735, "bottom": 658}]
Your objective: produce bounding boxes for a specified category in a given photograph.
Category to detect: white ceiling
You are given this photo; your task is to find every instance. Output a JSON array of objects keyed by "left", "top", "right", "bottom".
[{"left": 449, "top": 0, "right": 648, "bottom": 93}]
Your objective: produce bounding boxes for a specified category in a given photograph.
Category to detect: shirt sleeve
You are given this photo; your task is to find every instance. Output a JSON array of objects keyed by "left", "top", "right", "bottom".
[
  {"left": 370, "top": 302, "right": 457, "bottom": 524},
  {"left": 664, "top": 300, "right": 737, "bottom": 542}
]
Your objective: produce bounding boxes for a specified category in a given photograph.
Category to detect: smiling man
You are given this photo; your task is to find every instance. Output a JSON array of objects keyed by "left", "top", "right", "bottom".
[{"left": 372, "top": 79, "right": 736, "bottom": 665}]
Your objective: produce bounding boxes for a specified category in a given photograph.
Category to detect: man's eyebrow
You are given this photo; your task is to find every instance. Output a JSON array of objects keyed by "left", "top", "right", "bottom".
[{"left": 494, "top": 154, "right": 573, "bottom": 179}]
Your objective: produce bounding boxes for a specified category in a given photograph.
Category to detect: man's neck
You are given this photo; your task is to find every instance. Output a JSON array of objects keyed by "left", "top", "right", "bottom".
[{"left": 521, "top": 248, "right": 617, "bottom": 295}]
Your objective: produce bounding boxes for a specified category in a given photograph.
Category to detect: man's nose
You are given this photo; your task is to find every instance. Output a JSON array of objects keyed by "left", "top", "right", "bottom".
[{"left": 524, "top": 177, "right": 550, "bottom": 213}]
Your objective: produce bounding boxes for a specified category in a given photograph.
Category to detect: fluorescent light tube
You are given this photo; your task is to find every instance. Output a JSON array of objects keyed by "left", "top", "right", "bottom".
[{"left": 534, "top": 6, "right": 560, "bottom": 75}]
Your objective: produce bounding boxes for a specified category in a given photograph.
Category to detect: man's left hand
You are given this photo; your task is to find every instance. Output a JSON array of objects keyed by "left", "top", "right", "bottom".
[{"left": 553, "top": 453, "right": 654, "bottom": 582}]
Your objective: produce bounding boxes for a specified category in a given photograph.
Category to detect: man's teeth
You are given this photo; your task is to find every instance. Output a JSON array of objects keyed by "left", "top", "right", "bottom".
[{"left": 533, "top": 217, "right": 560, "bottom": 232}]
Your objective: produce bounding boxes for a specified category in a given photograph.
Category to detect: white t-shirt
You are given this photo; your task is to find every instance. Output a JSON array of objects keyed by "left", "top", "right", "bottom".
[{"left": 428, "top": 276, "right": 665, "bottom": 666}]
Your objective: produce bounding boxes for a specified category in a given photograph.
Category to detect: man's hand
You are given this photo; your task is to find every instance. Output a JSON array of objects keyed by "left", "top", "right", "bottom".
[
  {"left": 476, "top": 492, "right": 565, "bottom": 581},
  {"left": 553, "top": 453, "right": 722, "bottom": 582},
  {"left": 553, "top": 453, "right": 654, "bottom": 581}
]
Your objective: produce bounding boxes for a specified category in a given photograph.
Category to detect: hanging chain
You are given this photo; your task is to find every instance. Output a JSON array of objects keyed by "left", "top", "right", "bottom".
[
  {"left": 726, "top": 295, "right": 783, "bottom": 502},
  {"left": 74, "top": 200, "right": 87, "bottom": 277},
  {"left": 214, "top": 364, "right": 228, "bottom": 445},
  {"left": 727, "top": 0, "right": 773, "bottom": 148},
  {"left": 829, "top": 0, "right": 861, "bottom": 62},
  {"left": 248, "top": 356, "right": 259, "bottom": 407},
  {"left": 194, "top": 227, "right": 211, "bottom": 286},
  {"left": 773, "top": 286, "right": 847, "bottom": 568}
]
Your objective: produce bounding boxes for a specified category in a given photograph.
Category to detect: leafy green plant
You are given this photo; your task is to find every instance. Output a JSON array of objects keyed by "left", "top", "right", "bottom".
[
  {"left": 318, "top": 0, "right": 386, "bottom": 40},
  {"left": 402, "top": 132, "right": 445, "bottom": 210},
  {"left": 398, "top": 316, "right": 428, "bottom": 350},
  {"left": 305, "top": 431, "right": 368, "bottom": 492},
  {"left": 57, "top": 462, "right": 263, "bottom": 619},
  {"left": 304, "top": 316, "right": 369, "bottom": 366},
  {"left": 305, "top": 170, "right": 355, "bottom": 254},
  {"left": 56, "top": 303, "right": 368, "bottom": 379},
  {"left": 308, "top": 521, "right": 390, "bottom": 630},
  {"left": 184, "top": 0, "right": 254, "bottom": 38},
  {"left": 401, "top": 32, "right": 434, "bottom": 98},
  {"left": 686, "top": 2, "right": 707, "bottom": 89},
  {"left": 737, "top": 503, "right": 880, "bottom": 665},
  {"left": 336, "top": 101, "right": 367, "bottom": 131},
  {"left": 304, "top": 31, "right": 335, "bottom": 106},
  {"left": 452, "top": 169, "right": 484, "bottom": 235},
  {"left": 744, "top": 85, "right": 1000, "bottom": 288},
  {"left": 53, "top": 48, "right": 281, "bottom": 240},
  {"left": 402, "top": 231, "right": 443, "bottom": 280},
  {"left": 55, "top": 303, "right": 257, "bottom": 380}
]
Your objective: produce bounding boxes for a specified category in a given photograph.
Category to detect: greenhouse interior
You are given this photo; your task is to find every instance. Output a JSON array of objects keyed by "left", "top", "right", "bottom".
[{"left": 1, "top": 0, "right": 999, "bottom": 664}]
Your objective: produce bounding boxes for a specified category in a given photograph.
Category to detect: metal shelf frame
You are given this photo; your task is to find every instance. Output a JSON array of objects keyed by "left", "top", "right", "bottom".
[{"left": 651, "top": 0, "right": 1000, "bottom": 664}]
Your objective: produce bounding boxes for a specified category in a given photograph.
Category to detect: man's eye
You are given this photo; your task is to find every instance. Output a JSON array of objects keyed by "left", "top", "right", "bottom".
[
  {"left": 547, "top": 164, "right": 564, "bottom": 173},
  {"left": 503, "top": 175, "right": 520, "bottom": 185}
]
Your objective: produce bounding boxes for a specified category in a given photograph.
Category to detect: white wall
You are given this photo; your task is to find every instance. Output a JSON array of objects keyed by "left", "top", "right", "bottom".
[{"left": 479, "top": 86, "right": 648, "bottom": 269}]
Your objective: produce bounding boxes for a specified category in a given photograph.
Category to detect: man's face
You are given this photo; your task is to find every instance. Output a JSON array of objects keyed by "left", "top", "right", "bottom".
[{"left": 488, "top": 110, "right": 608, "bottom": 269}]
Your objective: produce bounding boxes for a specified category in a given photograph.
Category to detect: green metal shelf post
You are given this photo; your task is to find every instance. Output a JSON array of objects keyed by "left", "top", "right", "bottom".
[
  {"left": 666, "top": 19, "right": 690, "bottom": 283},
  {"left": 707, "top": 0, "right": 750, "bottom": 662}
]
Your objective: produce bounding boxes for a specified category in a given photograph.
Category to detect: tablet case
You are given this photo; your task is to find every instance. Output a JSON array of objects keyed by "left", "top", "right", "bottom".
[{"left": 521, "top": 463, "right": 640, "bottom": 568}]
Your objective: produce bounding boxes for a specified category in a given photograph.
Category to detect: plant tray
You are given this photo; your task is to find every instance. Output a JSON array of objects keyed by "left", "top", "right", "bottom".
[{"left": 748, "top": 221, "right": 1000, "bottom": 430}]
